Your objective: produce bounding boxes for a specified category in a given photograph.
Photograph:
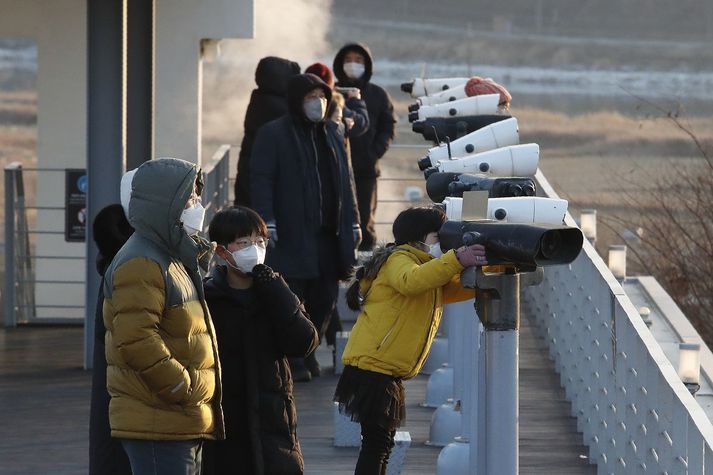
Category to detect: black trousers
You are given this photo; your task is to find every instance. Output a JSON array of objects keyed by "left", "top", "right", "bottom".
[
  {"left": 354, "top": 176, "right": 378, "bottom": 251},
  {"left": 355, "top": 422, "right": 396, "bottom": 475},
  {"left": 287, "top": 276, "right": 339, "bottom": 340},
  {"left": 285, "top": 232, "right": 340, "bottom": 340}
]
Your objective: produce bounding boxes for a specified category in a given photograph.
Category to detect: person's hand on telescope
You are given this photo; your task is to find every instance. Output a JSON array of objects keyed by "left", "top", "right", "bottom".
[{"left": 456, "top": 244, "right": 488, "bottom": 267}]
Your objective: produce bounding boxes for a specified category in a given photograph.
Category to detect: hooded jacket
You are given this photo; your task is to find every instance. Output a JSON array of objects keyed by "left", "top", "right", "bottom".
[
  {"left": 236, "top": 57, "right": 301, "bottom": 206},
  {"left": 250, "top": 74, "right": 361, "bottom": 280},
  {"left": 203, "top": 265, "right": 318, "bottom": 475},
  {"left": 341, "top": 245, "right": 473, "bottom": 379},
  {"left": 102, "top": 158, "right": 224, "bottom": 441},
  {"left": 333, "top": 43, "right": 396, "bottom": 178},
  {"left": 90, "top": 204, "right": 133, "bottom": 475}
]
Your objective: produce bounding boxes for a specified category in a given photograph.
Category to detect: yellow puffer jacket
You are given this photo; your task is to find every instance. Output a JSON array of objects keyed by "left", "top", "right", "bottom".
[
  {"left": 103, "top": 158, "right": 223, "bottom": 441},
  {"left": 342, "top": 244, "right": 474, "bottom": 379}
]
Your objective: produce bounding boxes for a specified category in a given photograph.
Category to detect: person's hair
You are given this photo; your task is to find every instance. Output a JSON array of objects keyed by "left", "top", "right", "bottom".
[
  {"left": 392, "top": 206, "right": 447, "bottom": 245},
  {"left": 208, "top": 206, "right": 268, "bottom": 245},
  {"left": 93, "top": 204, "right": 134, "bottom": 259},
  {"left": 346, "top": 266, "right": 366, "bottom": 310}
]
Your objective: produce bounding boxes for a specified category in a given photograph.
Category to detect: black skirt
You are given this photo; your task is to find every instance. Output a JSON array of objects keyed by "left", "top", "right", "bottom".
[{"left": 333, "top": 365, "right": 406, "bottom": 431}]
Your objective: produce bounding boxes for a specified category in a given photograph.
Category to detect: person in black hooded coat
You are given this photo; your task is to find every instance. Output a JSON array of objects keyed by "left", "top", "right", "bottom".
[
  {"left": 235, "top": 56, "right": 301, "bottom": 206},
  {"left": 201, "top": 206, "right": 319, "bottom": 475},
  {"left": 333, "top": 43, "right": 396, "bottom": 251},
  {"left": 88, "top": 204, "right": 134, "bottom": 475},
  {"left": 250, "top": 73, "right": 361, "bottom": 379}
]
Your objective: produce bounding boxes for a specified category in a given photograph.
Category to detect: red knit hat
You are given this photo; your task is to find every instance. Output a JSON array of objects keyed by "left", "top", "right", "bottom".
[{"left": 305, "top": 62, "right": 334, "bottom": 89}]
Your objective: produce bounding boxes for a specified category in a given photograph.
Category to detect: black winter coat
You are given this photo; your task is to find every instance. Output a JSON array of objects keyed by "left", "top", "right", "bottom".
[
  {"left": 236, "top": 57, "right": 301, "bottom": 206},
  {"left": 250, "top": 74, "right": 361, "bottom": 280},
  {"left": 89, "top": 204, "right": 133, "bottom": 475},
  {"left": 202, "top": 265, "right": 318, "bottom": 475},
  {"left": 334, "top": 43, "right": 396, "bottom": 178}
]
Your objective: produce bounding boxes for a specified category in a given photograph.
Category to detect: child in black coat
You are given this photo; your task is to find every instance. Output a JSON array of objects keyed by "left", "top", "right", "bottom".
[{"left": 202, "top": 206, "right": 319, "bottom": 475}]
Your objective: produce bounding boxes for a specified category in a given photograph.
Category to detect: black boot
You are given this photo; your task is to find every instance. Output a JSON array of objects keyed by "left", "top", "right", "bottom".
[
  {"left": 304, "top": 351, "right": 321, "bottom": 378},
  {"left": 289, "top": 357, "right": 312, "bottom": 383}
]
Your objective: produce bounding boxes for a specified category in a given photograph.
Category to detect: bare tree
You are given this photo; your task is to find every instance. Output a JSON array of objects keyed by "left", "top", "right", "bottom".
[{"left": 599, "top": 96, "right": 713, "bottom": 343}]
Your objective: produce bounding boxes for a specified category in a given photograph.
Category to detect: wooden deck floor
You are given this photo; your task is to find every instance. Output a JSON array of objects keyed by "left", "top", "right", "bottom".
[{"left": 0, "top": 311, "right": 596, "bottom": 474}]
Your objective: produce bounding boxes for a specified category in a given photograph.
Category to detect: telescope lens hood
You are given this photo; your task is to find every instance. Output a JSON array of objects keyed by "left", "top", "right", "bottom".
[{"left": 401, "top": 82, "right": 414, "bottom": 94}]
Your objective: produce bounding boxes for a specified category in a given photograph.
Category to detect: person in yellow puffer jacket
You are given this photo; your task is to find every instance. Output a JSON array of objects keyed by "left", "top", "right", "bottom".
[
  {"left": 334, "top": 206, "right": 488, "bottom": 475},
  {"left": 103, "top": 158, "right": 223, "bottom": 475}
]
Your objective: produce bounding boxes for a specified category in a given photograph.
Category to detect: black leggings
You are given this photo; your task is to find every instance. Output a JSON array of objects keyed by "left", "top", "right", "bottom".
[{"left": 355, "top": 422, "right": 396, "bottom": 475}]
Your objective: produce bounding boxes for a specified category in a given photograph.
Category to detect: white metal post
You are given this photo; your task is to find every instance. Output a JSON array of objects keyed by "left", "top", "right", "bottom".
[{"left": 470, "top": 267, "right": 544, "bottom": 475}]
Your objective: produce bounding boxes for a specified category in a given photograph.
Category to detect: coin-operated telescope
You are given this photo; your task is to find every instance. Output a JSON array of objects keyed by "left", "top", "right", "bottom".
[
  {"left": 439, "top": 219, "right": 582, "bottom": 269},
  {"left": 417, "top": 118, "right": 519, "bottom": 171},
  {"left": 412, "top": 115, "right": 511, "bottom": 142},
  {"left": 426, "top": 172, "right": 536, "bottom": 203},
  {"left": 400, "top": 77, "right": 470, "bottom": 98},
  {"left": 408, "top": 94, "right": 501, "bottom": 123},
  {"left": 423, "top": 144, "right": 539, "bottom": 179}
]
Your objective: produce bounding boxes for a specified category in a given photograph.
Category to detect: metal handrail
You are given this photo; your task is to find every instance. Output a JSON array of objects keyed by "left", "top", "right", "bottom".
[
  {"left": 3, "top": 149, "right": 233, "bottom": 327},
  {"left": 520, "top": 169, "right": 713, "bottom": 473}
]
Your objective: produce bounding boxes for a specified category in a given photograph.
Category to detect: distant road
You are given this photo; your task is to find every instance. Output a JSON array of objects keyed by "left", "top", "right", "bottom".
[{"left": 334, "top": 16, "right": 711, "bottom": 52}]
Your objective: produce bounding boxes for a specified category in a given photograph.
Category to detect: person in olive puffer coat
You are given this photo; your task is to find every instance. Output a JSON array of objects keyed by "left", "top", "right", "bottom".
[{"left": 103, "top": 157, "right": 223, "bottom": 475}]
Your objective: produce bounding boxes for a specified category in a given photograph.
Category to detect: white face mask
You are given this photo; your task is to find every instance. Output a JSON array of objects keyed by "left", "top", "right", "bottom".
[
  {"left": 428, "top": 242, "right": 443, "bottom": 258},
  {"left": 228, "top": 244, "right": 266, "bottom": 274},
  {"left": 181, "top": 202, "right": 205, "bottom": 235},
  {"left": 343, "top": 62, "right": 365, "bottom": 80},
  {"left": 303, "top": 97, "right": 327, "bottom": 122}
]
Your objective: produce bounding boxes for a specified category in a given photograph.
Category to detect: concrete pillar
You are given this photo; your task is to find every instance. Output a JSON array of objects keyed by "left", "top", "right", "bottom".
[
  {"left": 86, "top": 0, "right": 127, "bottom": 368},
  {"left": 154, "top": 0, "right": 254, "bottom": 165},
  {"left": 126, "top": 0, "right": 154, "bottom": 169}
]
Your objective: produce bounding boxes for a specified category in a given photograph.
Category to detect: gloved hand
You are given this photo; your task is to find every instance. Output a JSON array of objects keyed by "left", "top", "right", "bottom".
[
  {"left": 456, "top": 244, "right": 488, "bottom": 267},
  {"left": 251, "top": 263, "right": 279, "bottom": 284},
  {"left": 266, "top": 221, "right": 278, "bottom": 248},
  {"left": 191, "top": 235, "right": 216, "bottom": 273},
  {"left": 353, "top": 224, "right": 362, "bottom": 250}
]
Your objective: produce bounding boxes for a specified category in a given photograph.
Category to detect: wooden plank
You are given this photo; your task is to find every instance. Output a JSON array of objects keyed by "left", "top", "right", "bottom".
[{"left": 0, "top": 310, "right": 597, "bottom": 474}]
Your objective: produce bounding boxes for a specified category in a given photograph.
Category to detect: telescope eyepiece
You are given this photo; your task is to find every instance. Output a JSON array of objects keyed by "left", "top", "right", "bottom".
[
  {"left": 508, "top": 184, "right": 524, "bottom": 197},
  {"left": 401, "top": 82, "right": 414, "bottom": 94},
  {"left": 417, "top": 157, "right": 432, "bottom": 171},
  {"left": 408, "top": 103, "right": 420, "bottom": 113}
]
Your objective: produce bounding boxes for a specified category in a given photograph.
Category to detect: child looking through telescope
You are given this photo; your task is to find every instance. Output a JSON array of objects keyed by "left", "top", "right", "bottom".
[{"left": 334, "top": 206, "right": 487, "bottom": 474}]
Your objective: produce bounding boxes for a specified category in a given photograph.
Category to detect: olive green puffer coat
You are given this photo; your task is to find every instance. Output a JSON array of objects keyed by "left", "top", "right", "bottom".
[{"left": 103, "top": 158, "right": 224, "bottom": 441}]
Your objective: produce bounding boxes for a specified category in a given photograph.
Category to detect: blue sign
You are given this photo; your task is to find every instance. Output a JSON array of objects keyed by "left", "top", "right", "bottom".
[{"left": 77, "top": 175, "right": 88, "bottom": 193}]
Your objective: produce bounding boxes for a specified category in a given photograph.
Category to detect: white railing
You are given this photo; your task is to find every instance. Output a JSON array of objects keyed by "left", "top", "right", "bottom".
[{"left": 523, "top": 170, "right": 713, "bottom": 474}]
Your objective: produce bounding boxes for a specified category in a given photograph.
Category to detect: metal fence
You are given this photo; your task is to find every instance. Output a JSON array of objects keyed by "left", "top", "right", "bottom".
[
  {"left": 522, "top": 170, "right": 713, "bottom": 473},
  {"left": 3, "top": 146, "right": 232, "bottom": 328}
]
